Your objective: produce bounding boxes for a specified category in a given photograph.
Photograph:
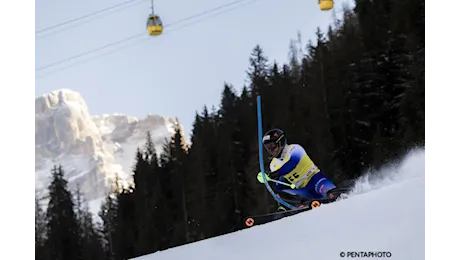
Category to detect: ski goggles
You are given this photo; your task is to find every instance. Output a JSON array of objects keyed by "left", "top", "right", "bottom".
[{"left": 263, "top": 141, "right": 277, "bottom": 150}]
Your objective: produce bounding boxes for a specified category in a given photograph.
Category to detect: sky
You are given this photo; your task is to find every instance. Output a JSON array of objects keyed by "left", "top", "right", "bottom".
[{"left": 35, "top": 0, "right": 353, "bottom": 139}]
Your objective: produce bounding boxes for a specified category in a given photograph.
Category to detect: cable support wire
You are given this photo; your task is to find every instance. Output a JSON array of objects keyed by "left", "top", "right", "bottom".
[
  {"left": 36, "top": 0, "right": 149, "bottom": 35},
  {"left": 36, "top": 0, "right": 257, "bottom": 76}
]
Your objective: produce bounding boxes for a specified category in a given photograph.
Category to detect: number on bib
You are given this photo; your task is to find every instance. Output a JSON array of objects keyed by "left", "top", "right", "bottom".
[{"left": 287, "top": 172, "right": 300, "bottom": 183}]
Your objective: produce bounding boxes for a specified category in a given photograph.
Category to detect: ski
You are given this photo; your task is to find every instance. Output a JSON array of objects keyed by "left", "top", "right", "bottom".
[
  {"left": 242, "top": 198, "right": 323, "bottom": 228},
  {"left": 242, "top": 190, "right": 350, "bottom": 228},
  {"left": 243, "top": 206, "right": 311, "bottom": 228}
]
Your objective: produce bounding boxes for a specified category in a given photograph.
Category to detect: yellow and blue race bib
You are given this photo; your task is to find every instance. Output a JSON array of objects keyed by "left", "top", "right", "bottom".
[{"left": 270, "top": 144, "right": 320, "bottom": 188}]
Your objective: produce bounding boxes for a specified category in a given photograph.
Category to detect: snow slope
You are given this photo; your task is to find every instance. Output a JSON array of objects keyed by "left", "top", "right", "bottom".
[{"left": 131, "top": 148, "right": 425, "bottom": 260}]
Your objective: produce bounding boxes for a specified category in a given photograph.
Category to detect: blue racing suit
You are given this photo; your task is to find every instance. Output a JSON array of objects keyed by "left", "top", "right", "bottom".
[{"left": 268, "top": 144, "right": 336, "bottom": 200}]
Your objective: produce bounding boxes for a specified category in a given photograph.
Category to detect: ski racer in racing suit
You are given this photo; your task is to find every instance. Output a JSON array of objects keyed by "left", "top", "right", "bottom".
[{"left": 257, "top": 128, "right": 337, "bottom": 211}]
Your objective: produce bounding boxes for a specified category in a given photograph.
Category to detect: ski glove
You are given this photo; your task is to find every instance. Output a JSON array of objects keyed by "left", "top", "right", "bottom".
[
  {"left": 257, "top": 170, "right": 280, "bottom": 183},
  {"left": 257, "top": 172, "right": 270, "bottom": 183}
]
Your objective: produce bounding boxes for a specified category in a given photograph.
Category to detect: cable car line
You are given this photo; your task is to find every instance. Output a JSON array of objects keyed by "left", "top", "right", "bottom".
[
  {"left": 36, "top": 37, "right": 150, "bottom": 79},
  {"left": 36, "top": 0, "right": 259, "bottom": 79},
  {"left": 35, "top": 0, "right": 148, "bottom": 35},
  {"left": 35, "top": 0, "right": 259, "bottom": 78},
  {"left": 36, "top": 0, "right": 148, "bottom": 39},
  {"left": 36, "top": 33, "right": 145, "bottom": 72},
  {"left": 164, "top": 0, "right": 249, "bottom": 29},
  {"left": 36, "top": 0, "right": 254, "bottom": 73}
]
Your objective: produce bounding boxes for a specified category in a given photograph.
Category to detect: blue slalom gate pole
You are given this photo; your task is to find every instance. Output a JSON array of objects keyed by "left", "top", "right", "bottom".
[{"left": 256, "top": 95, "right": 296, "bottom": 210}]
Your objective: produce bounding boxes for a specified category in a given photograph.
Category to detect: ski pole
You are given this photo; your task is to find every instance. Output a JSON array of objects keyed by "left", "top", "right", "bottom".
[
  {"left": 270, "top": 178, "right": 296, "bottom": 189},
  {"left": 257, "top": 172, "right": 296, "bottom": 189}
]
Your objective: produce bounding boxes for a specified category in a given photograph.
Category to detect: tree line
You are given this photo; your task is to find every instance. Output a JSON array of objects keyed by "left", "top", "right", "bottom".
[{"left": 35, "top": 0, "right": 424, "bottom": 259}]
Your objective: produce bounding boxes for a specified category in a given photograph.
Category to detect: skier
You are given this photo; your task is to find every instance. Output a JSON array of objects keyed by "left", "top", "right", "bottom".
[{"left": 257, "top": 128, "right": 337, "bottom": 211}]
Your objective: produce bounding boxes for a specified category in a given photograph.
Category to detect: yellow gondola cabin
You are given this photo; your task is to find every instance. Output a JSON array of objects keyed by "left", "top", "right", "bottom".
[
  {"left": 147, "top": 14, "right": 163, "bottom": 36},
  {"left": 319, "top": 0, "right": 334, "bottom": 11}
]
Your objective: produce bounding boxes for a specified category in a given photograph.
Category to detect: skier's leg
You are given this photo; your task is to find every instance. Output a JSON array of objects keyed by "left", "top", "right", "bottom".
[
  {"left": 305, "top": 172, "right": 336, "bottom": 198},
  {"left": 274, "top": 177, "right": 306, "bottom": 209},
  {"left": 281, "top": 186, "right": 315, "bottom": 199},
  {"left": 273, "top": 178, "right": 288, "bottom": 211},
  {"left": 275, "top": 187, "right": 318, "bottom": 209},
  {"left": 274, "top": 176, "right": 331, "bottom": 208}
]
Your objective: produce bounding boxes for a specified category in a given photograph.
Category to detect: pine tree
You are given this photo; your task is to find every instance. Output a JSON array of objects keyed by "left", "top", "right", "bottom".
[
  {"left": 160, "top": 122, "right": 189, "bottom": 246},
  {"left": 156, "top": 145, "right": 176, "bottom": 250},
  {"left": 185, "top": 113, "right": 212, "bottom": 241},
  {"left": 75, "top": 185, "right": 105, "bottom": 260},
  {"left": 213, "top": 84, "right": 240, "bottom": 233},
  {"left": 35, "top": 194, "right": 47, "bottom": 260},
  {"left": 247, "top": 45, "right": 270, "bottom": 98},
  {"left": 99, "top": 193, "right": 118, "bottom": 260},
  {"left": 114, "top": 188, "right": 137, "bottom": 259},
  {"left": 44, "top": 165, "right": 81, "bottom": 260},
  {"left": 132, "top": 132, "right": 163, "bottom": 256}
]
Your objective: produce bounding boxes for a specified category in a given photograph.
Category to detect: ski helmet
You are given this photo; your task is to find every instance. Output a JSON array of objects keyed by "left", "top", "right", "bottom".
[{"left": 262, "top": 128, "right": 287, "bottom": 158}]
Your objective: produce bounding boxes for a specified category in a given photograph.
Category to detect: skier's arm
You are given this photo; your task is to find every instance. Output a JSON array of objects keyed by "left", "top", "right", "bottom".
[
  {"left": 267, "top": 168, "right": 281, "bottom": 179},
  {"left": 256, "top": 145, "right": 305, "bottom": 183}
]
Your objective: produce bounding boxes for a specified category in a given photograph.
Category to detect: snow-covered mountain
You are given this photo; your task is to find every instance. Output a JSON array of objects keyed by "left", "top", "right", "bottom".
[{"left": 35, "top": 89, "right": 181, "bottom": 201}]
